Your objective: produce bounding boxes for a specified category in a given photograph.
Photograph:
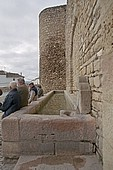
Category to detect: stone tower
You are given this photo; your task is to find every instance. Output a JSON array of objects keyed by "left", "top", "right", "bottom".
[{"left": 39, "top": 5, "right": 66, "bottom": 93}]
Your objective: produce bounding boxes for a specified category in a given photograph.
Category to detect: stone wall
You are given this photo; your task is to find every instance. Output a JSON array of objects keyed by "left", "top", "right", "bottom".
[
  {"left": 101, "top": 0, "right": 113, "bottom": 169},
  {"left": 39, "top": 5, "right": 66, "bottom": 93},
  {"left": 66, "top": 0, "right": 103, "bottom": 159},
  {"left": 2, "top": 109, "right": 96, "bottom": 158},
  {"left": 38, "top": 0, "right": 113, "bottom": 168},
  {"left": 66, "top": 0, "right": 113, "bottom": 169}
]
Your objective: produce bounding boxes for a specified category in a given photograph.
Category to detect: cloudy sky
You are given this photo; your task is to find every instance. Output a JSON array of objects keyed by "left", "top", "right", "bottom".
[{"left": 0, "top": 0, "right": 67, "bottom": 81}]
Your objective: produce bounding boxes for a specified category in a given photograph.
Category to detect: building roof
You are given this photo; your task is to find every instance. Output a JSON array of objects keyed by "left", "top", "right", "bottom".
[
  {"left": 6, "top": 72, "right": 24, "bottom": 78},
  {"left": 0, "top": 70, "right": 6, "bottom": 75},
  {"left": 0, "top": 70, "right": 24, "bottom": 78}
]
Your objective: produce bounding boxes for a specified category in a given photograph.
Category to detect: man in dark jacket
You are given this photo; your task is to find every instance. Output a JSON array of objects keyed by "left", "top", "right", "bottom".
[
  {"left": 0, "top": 89, "right": 3, "bottom": 96},
  {"left": 0, "top": 88, "right": 3, "bottom": 107},
  {"left": 28, "top": 82, "right": 38, "bottom": 104},
  {"left": 0, "top": 81, "right": 21, "bottom": 119}
]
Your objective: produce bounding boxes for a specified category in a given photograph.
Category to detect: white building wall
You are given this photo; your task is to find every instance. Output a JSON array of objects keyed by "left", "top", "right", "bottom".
[{"left": 0, "top": 75, "right": 19, "bottom": 87}]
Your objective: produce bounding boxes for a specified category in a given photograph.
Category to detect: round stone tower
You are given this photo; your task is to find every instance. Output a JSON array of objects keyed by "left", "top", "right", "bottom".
[{"left": 39, "top": 5, "right": 66, "bottom": 93}]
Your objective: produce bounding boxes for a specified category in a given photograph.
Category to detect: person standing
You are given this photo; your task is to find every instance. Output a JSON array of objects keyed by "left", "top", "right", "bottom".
[
  {"left": 0, "top": 88, "right": 3, "bottom": 107},
  {"left": 28, "top": 82, "right": 38, "bottom": 104},
  {"left": 17, "top": 78, "right": 29, "bottom": 108},
  {"left": 0, "top": 89, "right": 3, "bottom": 96},
  {"left": 0, "top": 81, "right": 21, "bottom": 119},
  {"left": 37, "top": 84, "right": 44, "bottom": 98}
]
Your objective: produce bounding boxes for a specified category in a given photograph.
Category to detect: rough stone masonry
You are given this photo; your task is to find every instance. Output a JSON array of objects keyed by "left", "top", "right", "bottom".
[{"left": 39, "top": 0, "right": 113, "bottom": 169}]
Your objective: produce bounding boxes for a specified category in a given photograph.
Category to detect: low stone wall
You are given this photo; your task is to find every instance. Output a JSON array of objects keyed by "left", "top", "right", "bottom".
[
  {"left": 2, "top": 114, "right": 96, "bottom": 158},
  {"left": 1, "top": 90, "right": 96, "bottom": 159}
]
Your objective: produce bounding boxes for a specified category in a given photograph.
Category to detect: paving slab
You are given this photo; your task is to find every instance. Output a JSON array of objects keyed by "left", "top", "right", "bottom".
[{"left": 13, "top": 154, "right": 103, "bottom": 170}]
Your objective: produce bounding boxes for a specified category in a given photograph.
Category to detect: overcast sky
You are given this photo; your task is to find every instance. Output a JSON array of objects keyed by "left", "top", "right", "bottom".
[{"left": 0, "top": 0, "right": 67, "bottom": 81}]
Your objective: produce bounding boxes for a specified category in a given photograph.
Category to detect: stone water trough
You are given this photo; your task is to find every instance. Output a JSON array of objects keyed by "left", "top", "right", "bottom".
[{"left": 1, "top": 89, "right": 96, "bottom": 159}]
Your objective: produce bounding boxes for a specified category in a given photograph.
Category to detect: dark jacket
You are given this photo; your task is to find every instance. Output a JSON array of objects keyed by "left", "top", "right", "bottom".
[
  {"left": 28, "top": 85, "right": 38, "bottom": 103},
  {"left": 30, "top": 86, "right": 38, "bottom": 96},
  {"left": 0, "top": 88, "right": 21, "bottom": 118}
]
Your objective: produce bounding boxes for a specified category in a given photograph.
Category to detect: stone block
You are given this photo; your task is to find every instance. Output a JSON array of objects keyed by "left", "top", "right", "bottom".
[
  {"left": 83, "top": 117, "right": 96, "bottom": 142},
  {"left": 2, "top": 117, "right": 20, "bottom": 141},
  {"left": 78, "top": 76, "right": 91, "bottom": 114},
  {"left": 78, "top": 76, "right": 88, "bottom": 83},
  {"left": 53, "top": 120, "right": 84, "bottom": 141},
  {"left": 78, "top": 142, "right": 94, "bottom": 155},
  {"left": 55, "top": 141, "right": 79, "bottom": 155},
  {"left": 40, "top": 116, "right": 95, "bottom": 142},
  {"left": 94, "top": 76, "right": 101, "bottom": 88},
  {"left": 18, "top": 114, "right": 96, "bottom": 143},
  {"left": 97, "top": 49, "right": 103, "bottom": 57},
  {"left": 79, "top": 83, "right": 91, "bottom": 91},
  {"left": 89, "top": 77, "right": 94, "bottom": 87},
  {"left": 19, "top": 118, "right": 44, "bottom": 140},
  {"left": 94, "top": 59, "right": 101, "bottom": 72},
  {"left": 2, "top": 141, "right": 20, "bottom": 158},
  {"left": 79, "top": 90, "right": 91, "bottom": 114},
  {"left": 87, "top": 64, "right": 91, "bottom": 74},
  {"left": 20, "top": 141, "right": 54, "bottom": 155},
  {"left": 25, "top": 105, "right": 37, "bottom": 114}
]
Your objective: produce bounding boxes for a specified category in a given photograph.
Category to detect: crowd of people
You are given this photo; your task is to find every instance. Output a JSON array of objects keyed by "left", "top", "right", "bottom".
[{"left": 0, "top": 78, "right": 44, "bottom": 119}]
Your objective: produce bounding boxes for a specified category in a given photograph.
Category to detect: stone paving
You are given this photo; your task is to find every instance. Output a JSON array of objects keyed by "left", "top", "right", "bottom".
[{"left": 13, "top": 155, "right": 103, "bottom": 170}]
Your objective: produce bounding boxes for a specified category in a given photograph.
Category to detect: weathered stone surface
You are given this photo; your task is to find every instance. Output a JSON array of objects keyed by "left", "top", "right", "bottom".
[
  {"left": 2, "top": 111, "right": 96, "bottom": 158},
  {"left": 78, "top": 76, "right": 89, "bottom": 83},
  {"left": 37, "top": 1, "right": 113, "bottom": 168},
  {"left": 39, "top": 6, "right": 66, "bottom": 93},
  {"left": 79, "top": 90, "right": 91, "bottom": 114},
  {"left": 2, "top": 117, "right": 20, "bottom": 141},
  {"left": 2, "top": 141, "right": 20, "bottom": 158},
  {"left": 19, "top": 114, "right": 96, "bottom": 142},
  {"left": 20, "top": 141, "right": 54, "bottom": 155},
  {"left": 65, "top": 0, "right": 110, "bottom": 164},
  {"left": 55, "top": 141, "right": 94, "bottom": 155},
  {"left": 77, "top": 76, "right": 92, "bottom": 114},
  {"left": 102, "top": 52, "right": 113, "bottom": 170},
  {"left": 13, "top": 155, "right": 102, "bottom": 170}
]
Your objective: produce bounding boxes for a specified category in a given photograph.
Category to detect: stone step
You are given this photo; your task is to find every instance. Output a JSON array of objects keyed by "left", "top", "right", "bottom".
[{"left": 13, "top": 154, "right": 103, "bottom": 170}]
